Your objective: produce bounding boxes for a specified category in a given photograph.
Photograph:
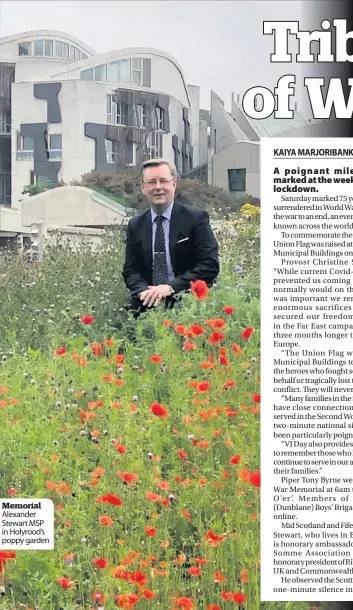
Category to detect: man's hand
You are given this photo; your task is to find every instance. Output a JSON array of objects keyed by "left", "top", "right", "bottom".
[{"left": 139, "top": 285, "right": 172, "bottom": 307}]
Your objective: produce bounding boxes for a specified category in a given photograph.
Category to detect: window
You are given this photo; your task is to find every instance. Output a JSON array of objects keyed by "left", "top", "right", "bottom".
[
  {"left": 119, "top": 59, "right": 131, "bottom": 83},
  {"left": 155, "top": 107, "right": 164, "bottom": 130},
  {"left": 132, "top": 58, "right": 142, "bottom": 85},
  {"left": 0, "top": 110, "right": 11, "bottom": 134},
  {"left": 16, "top": 133, "right": 34, "bottom": 159},
  {"left": 228, "top": 168, "right": 246, "bottom": 192},
  {"left": 44, "top": 40, "right": 53, "bottom": 56},
  {"left": 18, "top": 42, "right": 31, "bottom": 56},
  {"left": 144, "top": 132, "right": 163, "bottom": 160},
  {"left": 62, "top": 42, "right": 69, "bottom": 59},
  {"left": 16, "top": 133, "right": 62, "bottom": 160},
  {"left": 107, "top": 96, "right": 128, "bottom": 125},
  {"left": 135, "top": 104, "right": 147, "bottom": 127},
  {"left": 0, "top": 175, "right": 11, "bottom": 206},
  {"left": 105, "top": 139, "right": 118, "bottom": 164},
  {"left": 34, "top": 40, "right": 44, "bottom": 56},
  {"left": 107, "top": 61, "right": 119, "bottom": 82},
  {"left": 94, "top": 64, "right": 107, "bottom": 81},
  {"left": 81, "top": 68, "right": 93, "bottom": 80},
  {"left": 74, "top": 47, "right": 80, "bottom": 61},
  {"left": 69, "top": 45, "right": 75, "bottom": 61},
  {"left": 55, "top": 41, "right": 63, "bottom": 58},
  {"left": 48, "top": 134, "right": 62, "bottom": 159}
]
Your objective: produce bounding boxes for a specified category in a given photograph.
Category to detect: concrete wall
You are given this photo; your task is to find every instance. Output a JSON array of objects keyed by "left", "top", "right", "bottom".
[
  {"left": 21, "top": 185, "right": 128, "bottom": 228},
  {"left": 198, "top": 119, "right": 208, "bottom": 165},
  {"left": 212, "top": 141, "right": 260, "bottom": 198},
  {"left": 11, "top": 79, "right": 188, "bottom": 206},
  {"left": 187, "top": 84, "right": 200, "bottom": 167},
  {"left": 47, "top": 49, "right": 191, "bottom": 108},
  {"left": 211, "top": 94, "right": 249, "bottom": 154}
]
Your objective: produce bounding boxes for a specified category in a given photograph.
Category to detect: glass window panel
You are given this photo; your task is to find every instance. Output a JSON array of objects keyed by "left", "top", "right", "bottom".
[
  {"left": 82, "top": 53, "right": 88, "bottom": 59},
  {"left": 62, "top": 42, "right": 69, "bottom": 59},
  {"left": 50, "top": 134, "right": 62, "bottom": 150},
  {"left": 55, "top": 41, "right": 63, "bottom": 57},
  {"left": 44, "top": 40, "right": 53, "bottom": 56},
  {"left": 69, "top": 45, "right": 75, "bottom": 60},
  {"left": 23, "top": 137, "right": 34, "bottom": 150},
  {"left": 132, "top": 58, "right": 141, "bottom": 70},
  {"left": 107, "top": 61, "right": 119, "bottom": 82},
  {"left": 81, "top": 69, "right": 93, "bottom": 80},
  {"left": 74, "top": 47, "right": 79, "bottom": 60},
  {"left": 18, "top": 42, "right": 31, "bottom": 56},
  {"left": 119, "top": 59, "right": 131, "bottom": 83},
  {"left": 34, "top": 40, "right": 44, "bottom": 56},
  {"left": 132, "top": 70, "right": 141, "bottom": 85},
  {"left": 94, "top": 64, "right": 107, "bottom": 81}
]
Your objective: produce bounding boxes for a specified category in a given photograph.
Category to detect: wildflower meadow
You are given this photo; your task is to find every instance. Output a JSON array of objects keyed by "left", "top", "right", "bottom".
[{"left": 0, "top": 207, "right": 313, "bottom": 610}]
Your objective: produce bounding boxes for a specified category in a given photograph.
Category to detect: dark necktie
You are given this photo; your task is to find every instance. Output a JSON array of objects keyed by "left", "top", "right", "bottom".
[{"left": 152, "top": 215, "right": 168, "bottom": 285}]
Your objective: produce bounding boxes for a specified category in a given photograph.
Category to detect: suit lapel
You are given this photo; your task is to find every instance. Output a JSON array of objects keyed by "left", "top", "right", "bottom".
[
  {"left": 141, "top": 210, "right": 152, "bottom": 276},
  {"left": 169, "top": 201, "right": 182, "bottom": 271}
]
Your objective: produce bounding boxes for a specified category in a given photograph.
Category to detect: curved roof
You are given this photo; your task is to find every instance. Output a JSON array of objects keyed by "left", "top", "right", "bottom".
[
  {"left": 49, "top": 46, "right": 191, "bottom": 105},
  {"left": 0, "top": 29, "right": 96, "bottom": 56}
]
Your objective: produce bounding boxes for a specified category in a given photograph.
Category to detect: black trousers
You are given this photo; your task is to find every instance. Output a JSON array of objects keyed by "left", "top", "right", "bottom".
[{"left": 127, "top": 293, "right": 182, "bottom": 319}]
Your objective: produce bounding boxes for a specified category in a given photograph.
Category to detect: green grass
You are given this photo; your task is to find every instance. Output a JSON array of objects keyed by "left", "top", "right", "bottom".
[{"left": 0, "top": 212, "right": 314, "bottom": 610}]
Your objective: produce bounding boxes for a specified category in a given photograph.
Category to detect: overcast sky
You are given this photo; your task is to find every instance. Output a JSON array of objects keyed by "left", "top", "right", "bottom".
[{"left": 0, "top": 0, "right": 309, "bottom": 114}]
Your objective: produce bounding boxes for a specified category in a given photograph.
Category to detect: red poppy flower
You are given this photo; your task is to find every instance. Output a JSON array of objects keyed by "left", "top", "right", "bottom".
[
  {"left": 92, "top": 558, "right": 108, "bottom": 568},
  {"left": 142, "top": 589, "right": 156, "bottom": 599},
  {"left": 232, "top": 342, "right": 243, "bottom": 355},
  {"left": 191, "top": 279, "right": 209, "bottom": 300},
  {"left": 208, "top": 331, "right": 225, "bottom": 345},
  {"left": 145, "top": 526, "right": 157, "bottom": 536},
  {"left": 209, "top": 318, "right": 226, "bottom": 329},
  {"left": 57, "top": 576, "right": 74, "bottom": 589},
  {"left": 55, "top": 347, "right": 66, "bottom": 356},
  {"left": 129, "top": 570, "right": 147, "bottom": 586},
  {"left": 92, "top": 591, "right": 105, "bottom": 603},
  {"left": 175, "top": 597, "right": 194, "bottom": 610},
  {"left": 221, "top": 592, "right": 234, "bottom": 601},
  {"left": 116, "top": 471, "right": 139, "bottom": 484},
  {"left": 150, "top": 354, "right": 162, "bottom": 363},
  {"left": 115, "top": 593, "right": 140, "bottom": 608},
  {"left": 252, "top": 394, "right": 261, "bottom": 403},
  {"left": 151, "top": 402, "right": 169, "bottom": 418},
  {"left": 96, "top": 493, "right": 122, "bottom": 506},
  {"left": 80, "top": 315, "right": 94, "bottom": 324},
  {"left": 116, "top": 444, "right": 128, "bottom": 454},
  {"left": 229, "top": 455, "right": 241, "bottom": 465},
  {"left": 145, "top": 491, "right": 162, "bottom": 502},
  {"left": 207, "top": 605, "right": 222, "bottom": 610},
  {"left": 99, "top": 515, "right": 114, "bottom": 526},
  {"left": 183, "top": 341, "right": 196, "bottom": 351},
  {"left": 223, "top": 305, "right": 235, "bottom": 314},
  {"left": 249, "top": 471, "right": 260, "bottom": 487},
  {"left": 195, "top": 381, "right": 211, "bottom": 392},
  {"left": 188, "top": 566, "right": 201, "bottom": 577},
  {"left": 91, "top": 342, "right": 103, "bottom": 356},
  {"left": 233, "top": 592, "right": 247, "bottom": 603},
  {"left": 205, "top": 531, "right": 225, "bottom": 546},
  {"left": 242, "top": 326, "right": 254, "bottom": 339},
  {"left": 191, "top": 324, "right": 205, "bottom": 335}
]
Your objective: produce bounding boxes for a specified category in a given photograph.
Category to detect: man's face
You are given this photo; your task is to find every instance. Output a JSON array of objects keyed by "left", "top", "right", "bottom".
[{"left": 141, "top": 163, "right": 176, "bottom": 208}]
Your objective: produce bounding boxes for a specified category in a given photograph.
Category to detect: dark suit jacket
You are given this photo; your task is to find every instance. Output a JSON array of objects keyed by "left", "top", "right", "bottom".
[{"left": 122, "top": 201, "right": 220, "bottom": 301}]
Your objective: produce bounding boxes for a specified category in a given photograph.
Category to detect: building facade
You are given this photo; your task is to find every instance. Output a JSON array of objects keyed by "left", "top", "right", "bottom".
[{"left": 0, "top": 30, "right": 199, "bottom": 209}]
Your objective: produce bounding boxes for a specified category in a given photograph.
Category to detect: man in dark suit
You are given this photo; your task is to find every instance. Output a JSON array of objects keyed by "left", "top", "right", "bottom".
[{"left": 122, "top": 158, "right": 219, "bottom": 318}]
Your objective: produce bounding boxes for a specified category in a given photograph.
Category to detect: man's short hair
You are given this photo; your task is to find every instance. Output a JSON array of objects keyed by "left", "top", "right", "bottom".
[{"left": 140, "top": 159, "right": 178, "bottom": 180}]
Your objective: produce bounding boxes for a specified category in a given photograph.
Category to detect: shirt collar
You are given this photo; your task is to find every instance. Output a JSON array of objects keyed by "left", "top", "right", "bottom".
[{"left": 151, "top": 200, "right": 174, "bottom": 222}]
